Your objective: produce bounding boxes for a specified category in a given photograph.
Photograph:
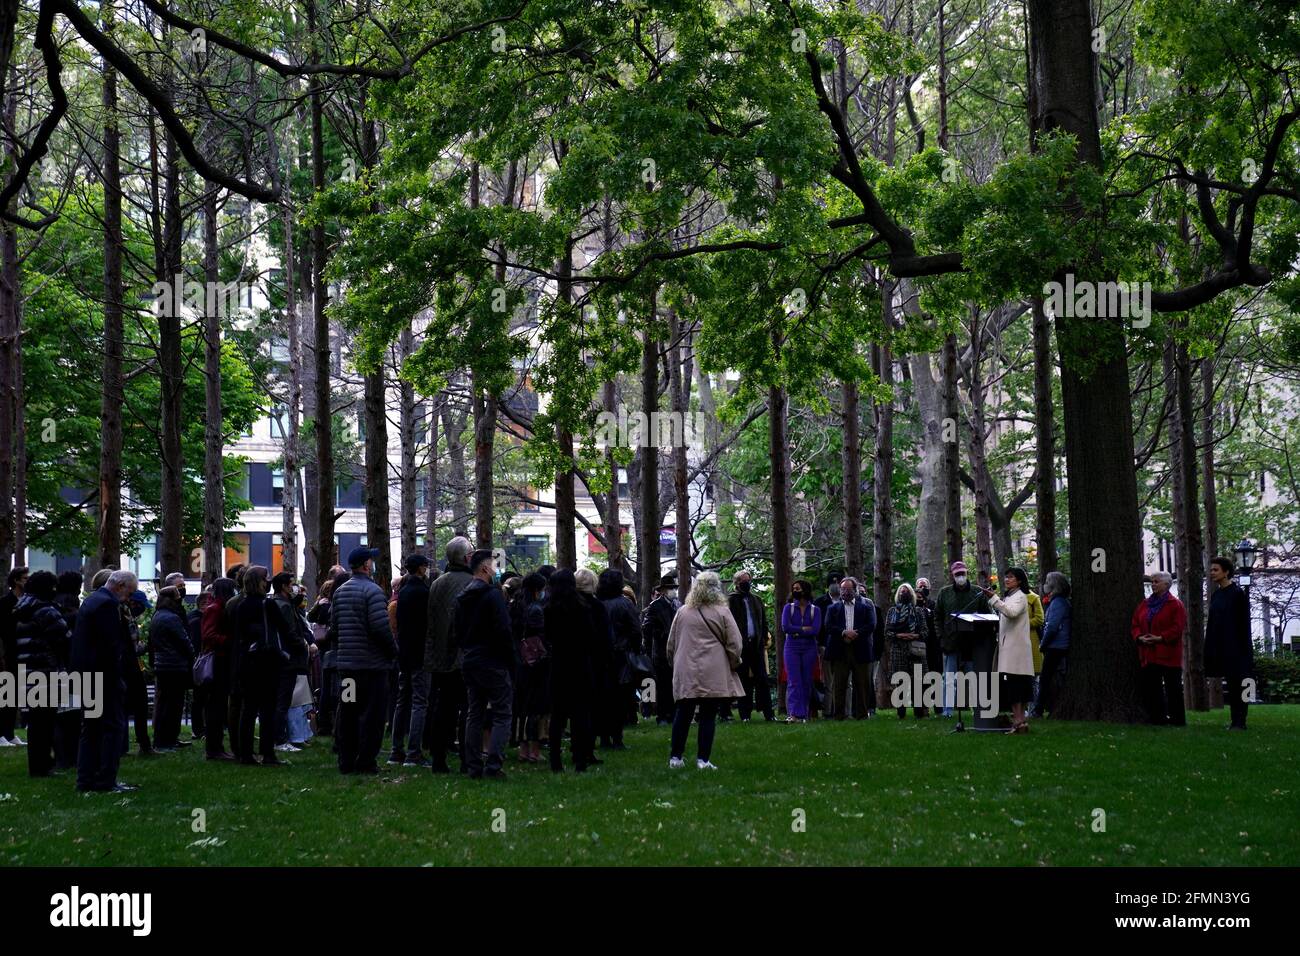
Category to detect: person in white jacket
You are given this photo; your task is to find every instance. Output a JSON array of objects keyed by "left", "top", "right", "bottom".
[{"left": 979, "top": 567, "right": 1035, "bottom": 734}]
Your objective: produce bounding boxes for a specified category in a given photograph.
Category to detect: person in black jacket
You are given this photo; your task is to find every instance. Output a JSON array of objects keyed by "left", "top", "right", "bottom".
[
  {"left": 187, "top": 592, "right": 208, "bottom": 740},
  {"left": 546, "top": 569, "right": 597, "bottom": 773},
  {"left": 270, "top": 572, "right": 310, "bottom": 751},
  {"left": 456, "top": 549, "right": 514, "bottom": 779},
  {"left": 0, "top": 566, "right": 28, "bottom": 746},
  {"left": 596, "top": 569, "right": 642, "bottom": 749},
  {"left": 642, "top": 575, "right": 679, "bottom": 726},
  {"left": 50, "top": 571, "right": 84, "bottom": 767},
  {"left": 72, "top": 570, "right": 138, "bottom": 792},
  {"left": 512, "top": 573, "right": 549, "bottom": 763},
  {"left": 234, "top": 567, "right": 289, "bottom": 765},
  {"left": 390, "top": 554, "right": 431, "bottom": 766},
  {"left": 149, "top": 587, "right": 195, "bottom": 750},
  {"left": 1205, "top": 556, "right": 1255, "bottom": 730},
  {"left": 13, "top": 571, "right": 71, "bottom": 776},
  {"left": 728, "top": 571, "right": 775, "bottom": 721}
]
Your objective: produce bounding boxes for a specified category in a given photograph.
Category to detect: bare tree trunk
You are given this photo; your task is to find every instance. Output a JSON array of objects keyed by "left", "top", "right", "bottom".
[
  {"left": 363, "top": 362, "right": 391, "bottom": 590},
  {"left": 769, "top": 371, "right": 792, "bottom": 714},
  {"left": 424, "top": 391, "right": 441, "bottom": 560},
  {"left": 910, "top": 353, "right": 945, "bottom": 587},
  {"left": 1032, "top": 297, "right": 1057, "bottom": 578},
  {"left": 966, "top": 314, "right": 994, "bottom": 585},
  {"left": 555, "top": 427, "right": 577, "bottom": 570},
  {"left": 309, "top": 0, "right": 334, "bottom": 583},
  {"left": 670, "top": 312, "right": 692, "bottom": 598},
  {"left": 441, "top": 397, "right": 469, "bottom": 538},
  {"left": 281, "top": 175, "right": 301, "bottom": 578},
  {"left": 0, "top": 77, "right": 18, "bottom": 570},
  {"left": 941, "top": 332, "right": 962, "bottom": 566},
  {"left": 602, "top": 378, "right": 623, "bottom": 572},
  {"left": 871, "top": 338, "right": 895, "bottom": 609},
  {"left": 1171, "top": 339, "right": 1206, "bottom": 710},
  {"left": 201, "top": 188, "right": 223, "bottom": 584},
  {"left": 398, "top": 328, "right": 417, "bottom": 560},
  {"left": 1199, "top": 356, "right": 1221, "bottom": 708},
  {"left": 842, "top": 378, "right": 865, "bottom": 582},
  {"left": 638, "top": 297, "right": 661, "bottom": 603},
  {"left": 157, "top": 64, "right": 184, "bottom": 579}
]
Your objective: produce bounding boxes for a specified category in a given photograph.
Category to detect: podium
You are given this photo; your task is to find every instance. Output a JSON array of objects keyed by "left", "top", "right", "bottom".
[{"left": 954, "top": 612, "right": 1001, "bottom": 732}]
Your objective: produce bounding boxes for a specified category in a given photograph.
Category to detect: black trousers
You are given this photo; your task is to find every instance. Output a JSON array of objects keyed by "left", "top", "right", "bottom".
[
  {"left": 549, "top": 696, "right": 594, "bottom": 771},
  {"left": 77, "top": 688, "right": 125, "bottom": 791},
  {"left": 204, "top": 673, "right": 230, "bottom": 756},
  {"left": 274, "top": 669, "right": 296, "bottom": 745},
  {"left": 190, "top": 682, "right": 208, "bottom": 737},
  {"left": 25, "top": 707, "right": 56, "bottom": 776},
  {"left": 1140, "top": 664, "right": 1186, "bottom": 726},
  {"left": 237, "top": 662, "right": 280, "bottom": 761},
  {"left": 736, "top": 642, "right": 773, "bottom": 719},
  {"left": 653, "top": 661, "right": 674, "bottom": 722},
  {"left": 463, "top": 661, "right": 512, "bottom": 775},
  {"left": 600, "top": 679, "right": 629, "bottom": 745},
  {"left": 1037, "top": 648, "right": 1067, "bottom": 715},
  {"left": 53, "top": 710, "right": 80, "bottom": 769},
  {"left": 153, "top": 671, "right": 189, "bottom": 747},
  {"left": 671, "top": 699, "right": 719, "bottom": 762},
  {"left": 0, "top": 661, "right": 16, "bottom": 739},
  {"left": 336, "top": 669, "right": 391, "bottom": 773},
  {"left": 124, "top": 665, "right": 152, "bottom": 751},
  {"left": 428, "top": 670, "right": 466, "bottom": 770},
  {"left": 1225, "top": 673, "right": 1250, "bottom": 728}
]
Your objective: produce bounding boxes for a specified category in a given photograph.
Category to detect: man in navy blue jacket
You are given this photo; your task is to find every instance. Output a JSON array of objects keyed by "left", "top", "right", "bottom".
[
  {"left": 71, "top": 570, "right": 138, "bottom": 792},
  {"left": 822, "top": 576, "right": 877, "bottom": 719}
]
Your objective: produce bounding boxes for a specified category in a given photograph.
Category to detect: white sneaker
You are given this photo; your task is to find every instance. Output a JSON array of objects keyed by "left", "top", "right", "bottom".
[
  {"left": 668, "top": 757, "right": 685, "bottom": 769},
  {"left": 0, "top": 738, "right": 12, "bottom": 747},
  {"left": 275, "top": 743, "right": 300, "bottom": 753},
  {"left": 8, "top": 736, "right": 25, "bottom": 747},
  {"left": 696, "top": 759, "right": 718, "bottom": 771}
]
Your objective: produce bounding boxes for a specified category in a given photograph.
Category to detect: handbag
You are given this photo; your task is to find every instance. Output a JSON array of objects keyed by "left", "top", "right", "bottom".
[
  {"left": 519, "top": 633, "right": 549, "bottom": 667},
  {"left": 623, "top": 648, "right": 654, "bottom": 684},
  {"left": 192, "top": 650, "right": 215, "bottom": 687}
]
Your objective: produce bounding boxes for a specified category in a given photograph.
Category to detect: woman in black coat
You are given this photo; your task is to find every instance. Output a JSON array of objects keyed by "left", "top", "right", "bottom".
[
  {"left": 512, "top": 574, "right": 550, "bottom": 763},
  {"left": 50, "top": 571, "right": 84, "bottom": 768},
  {"left": 596, "top": 569, "right": 643, "bottom": 749},
  {"left": 545, "top": 570, "right": 596, "bottom": 772},
  {"left": 149, "top": 587, "right": 195, "bottom": 750},
  {"left": 13, "top": 571, "right": 71, "bottom": 776},
  {"left": 1205, "top": 557, "right": 1255, "bottom": 729}
]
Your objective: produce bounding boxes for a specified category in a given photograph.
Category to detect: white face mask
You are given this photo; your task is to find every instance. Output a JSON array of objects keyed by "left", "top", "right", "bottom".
[{"left": 954, "top": 574, "right": 968, "bottom": 587}]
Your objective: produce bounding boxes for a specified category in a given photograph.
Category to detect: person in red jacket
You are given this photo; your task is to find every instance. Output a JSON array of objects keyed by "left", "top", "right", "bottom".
[{"left": 1131, "top": 571, "right": 1188, "bottom": 726}]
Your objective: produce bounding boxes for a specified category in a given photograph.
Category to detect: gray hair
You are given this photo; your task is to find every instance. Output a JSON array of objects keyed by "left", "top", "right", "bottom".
[
  {"left": 574, "top": 568, "right": 597, "bottom": 595},
  {"left": 1044, "top": 571, "right": 1071, "bottom": 598},
  {"left": 164, "top": 572, "right": 186, "bottom": 589},
  {"left": 105, "top": 570, "right": 138, "bottom": 593},
  {"left": 731, "top": 568, "right": 751, "bottom": 588},
  {"left": 894, "top": 582, "right": 915, "bottom": 604},
  {"left": 445, "top": 536, "right": 472, "bottom": 567},
  {"left": 687, "top": 571, "right": 727, "bottom": 609},
  {"left": 840, "top": 576, "right": 859, "bottom": 590},
  {"left": 1150, "top": 570, "right": 1173, "bottom": 587}
]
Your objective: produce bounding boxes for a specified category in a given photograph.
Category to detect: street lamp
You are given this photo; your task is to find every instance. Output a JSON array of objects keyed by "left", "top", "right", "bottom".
[{"left": 1235, "top": 538, "right": 1258, "bottom": 592}]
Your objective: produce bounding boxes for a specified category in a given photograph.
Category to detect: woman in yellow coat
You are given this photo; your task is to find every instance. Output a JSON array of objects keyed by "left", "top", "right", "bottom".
[{"left": 978, "top": 567, "right": 1035, "bottom": 734}]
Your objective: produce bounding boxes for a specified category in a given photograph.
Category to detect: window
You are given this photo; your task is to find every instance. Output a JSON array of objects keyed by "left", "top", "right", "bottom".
[
  {"left": 271, "top": 533, "right": 285, "bottom": 575},
  {"left": 272, "top": 468, "right": 285, "bottom": 505},
  {"left": 588, "top": 525, "right": 629, "bottom": 555},
  {"left": 130, "top": 540, "right": 160, "bottom": 581},
  {"left": 236, "top": 464, "right": 251, "bottom": 503},
  {"left": 270, "top": 405, "right": 290, "bottom": 439},
  {"left": 25, "top": 548, "right": 56, "bottom": 574},
  {"left": 660, "top": 528, "right": 676, "bottom": 561},
  {"left": 224, "top": 533, "right": 251, "bottom": 574},
  {"left": 270, "top": 337, "right": 290, "bottom": 363}
]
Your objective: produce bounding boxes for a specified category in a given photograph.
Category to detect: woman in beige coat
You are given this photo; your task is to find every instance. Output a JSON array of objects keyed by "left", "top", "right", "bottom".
[
  {"left": 979, "top": 567, "right": 1035, "bottom": 734},
  {"left": 666, "top": 571, "right": 744, "bottom": 770}
]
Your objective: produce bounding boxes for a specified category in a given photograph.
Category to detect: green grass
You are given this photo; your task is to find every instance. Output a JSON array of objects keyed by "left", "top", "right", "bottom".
[{"left": 2, "top": 706, "right": 1297, "bottom": 866}]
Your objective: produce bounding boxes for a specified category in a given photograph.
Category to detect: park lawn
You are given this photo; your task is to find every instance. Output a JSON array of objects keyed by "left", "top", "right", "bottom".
[{"left": 0, "top": 706, "right": 1296, "bottom": 867}]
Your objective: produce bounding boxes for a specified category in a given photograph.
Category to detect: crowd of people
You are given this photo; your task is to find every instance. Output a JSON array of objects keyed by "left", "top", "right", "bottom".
[{"left": 0, "top": 543, "right": 1257, "bottom": 791}]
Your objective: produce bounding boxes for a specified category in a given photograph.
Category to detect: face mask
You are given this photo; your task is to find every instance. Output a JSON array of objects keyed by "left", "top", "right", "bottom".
[
  {"left": 738, "top": 581, "right": 751, "bottom": 594},
  {"left": 954, "top": 574, "right": 968, "bottom": 587},
  {"left": 918, "top": 587, "right": 930, "bottom": 598},
  {"left": 901, "top": 594, "right": 914, "bottom": 605},
  {"left": 792, "top": 590, "right": 803, "bottom": 600}
]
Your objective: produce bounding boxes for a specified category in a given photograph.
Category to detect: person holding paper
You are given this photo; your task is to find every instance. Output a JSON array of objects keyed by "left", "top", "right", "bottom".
[{"left": 977, "top": 567, "right": 1034, "bottom": 734}]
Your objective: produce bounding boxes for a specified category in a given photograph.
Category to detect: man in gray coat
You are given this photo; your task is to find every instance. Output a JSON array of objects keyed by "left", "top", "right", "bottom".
[
  {"left": 423, "top": 536, "right": 474, "bottom": 773},
  {"left": 331, "top": 547, "right": 397, "bottom": 774}
]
